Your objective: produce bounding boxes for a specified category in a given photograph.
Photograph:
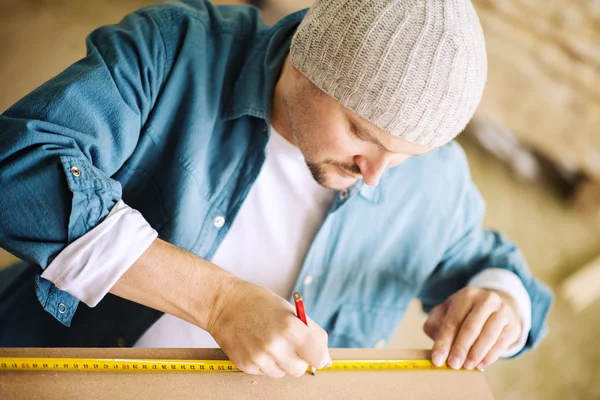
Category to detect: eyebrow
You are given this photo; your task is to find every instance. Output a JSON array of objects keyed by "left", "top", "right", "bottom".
[{"left": 350, "top": 118, "right": 432, "bottom": 156}]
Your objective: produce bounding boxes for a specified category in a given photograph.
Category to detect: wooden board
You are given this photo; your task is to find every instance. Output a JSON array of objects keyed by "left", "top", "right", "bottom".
[
  {"left": 0, "top": 348, "right": 495, "bottom": 399},
  {"left": 471, "top": 0, "right": 600, "bottom": 181}
]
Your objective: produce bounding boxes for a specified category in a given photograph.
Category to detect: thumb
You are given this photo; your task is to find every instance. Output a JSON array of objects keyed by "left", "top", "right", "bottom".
[{"left": 423, "top": 302, "right": 448, "bottom": 340}]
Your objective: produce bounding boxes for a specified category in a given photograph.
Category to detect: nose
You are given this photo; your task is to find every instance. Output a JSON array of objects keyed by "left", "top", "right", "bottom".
[{"left": 354, "top": 154, "right": 391, "bottom": 186}]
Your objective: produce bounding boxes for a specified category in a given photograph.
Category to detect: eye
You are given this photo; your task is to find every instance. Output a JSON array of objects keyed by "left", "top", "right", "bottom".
[
  {"left": 351, "top": 124, "right": 388, "bottom": 151},
  {"left": 350, "top": 124, "right": 369, "bottom": 142}
]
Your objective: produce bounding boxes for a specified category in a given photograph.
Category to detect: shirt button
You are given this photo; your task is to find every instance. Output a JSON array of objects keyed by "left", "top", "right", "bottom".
[
  {"left": 303, "top": 275, "right": 314, "bottom": 286},
  {"left": 339, "top": 189, "right": 349, "bottom": 200},
  {"left": 214, "top": 216, "right": 225, "bottom": 228},
  {"left": 57, "top": 303, "right": 67, "bottom": 314},
  {"left": 70, "top": 166, "right": 81, "bottom": 177},
  {"left": 374, "top": 339, "right": 387, "bottom": 348}
]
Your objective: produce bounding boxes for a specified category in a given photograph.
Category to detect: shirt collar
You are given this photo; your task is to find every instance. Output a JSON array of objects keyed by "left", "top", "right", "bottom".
[{"left": 222, "top": 9, "right": 307, "bottom": 122}]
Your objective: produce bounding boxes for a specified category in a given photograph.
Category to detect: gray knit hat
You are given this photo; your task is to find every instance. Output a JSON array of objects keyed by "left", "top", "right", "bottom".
[{"left": 290, "top": 0, "right": 487, "bottom": 147}]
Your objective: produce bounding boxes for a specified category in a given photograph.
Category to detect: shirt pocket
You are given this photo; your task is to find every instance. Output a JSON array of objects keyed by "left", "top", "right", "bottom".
[
  {"left": 328, "top": 304, "right": 407, "bottom": 348},
  {"left": 113, "top": 165, "right": 168, "bottom": 233}
]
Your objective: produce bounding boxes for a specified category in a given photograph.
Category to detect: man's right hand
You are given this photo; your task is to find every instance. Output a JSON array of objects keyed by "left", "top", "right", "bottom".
[
  {"left": 207, "top": 277, "right": 332, "bottom": 378},
  {"left": 110, "top": 239, "right": 331, "bottom": 379}
]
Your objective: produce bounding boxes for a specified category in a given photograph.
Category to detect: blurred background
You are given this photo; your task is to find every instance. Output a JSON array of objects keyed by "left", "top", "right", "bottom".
[{"left": 1, "top": 1, "right": 599, "bottom": 399}]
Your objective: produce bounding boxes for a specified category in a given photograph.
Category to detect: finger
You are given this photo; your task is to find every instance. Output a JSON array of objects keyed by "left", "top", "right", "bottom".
[
  {"left": 447, "top": 292, "right": 502, "bottom": 369},
  {"left": 431, "top": 295, "right": 473, "bottom": 367},
  {"left": 229, "top": 349, "right": 263, "bottom": 376},
  {"left": 275, "top": 351, "right": 309, "bottom": 377},
  {"left": 462, "top": 311, "right": 506, "bottom": 370},
  {"left": 477, "top": 323, "right": 521, "bottom": 370},
  {"left": 256, "top": 357, "right": 287, "bottom": 379},
  {"left": 238, "top": 363, "right": 263, "bottom": 376},
  {"left": 297, "top": 319, "right": 332, "bottom": 369},
  {"left": 463, "top": 301, "right": 517, "bottom": 370},
  {"left": 296, "top": 336, "right": 331, "bottom": 369},
  {"left": 423, "top": 303, "right": 448, "bottom": 340}
]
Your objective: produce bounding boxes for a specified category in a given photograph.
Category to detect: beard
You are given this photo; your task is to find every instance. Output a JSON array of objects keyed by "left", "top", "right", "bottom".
[
  {"left": 305, "top": 159, "right": 361, "bottom": 189},
  {"left": 305, "top": 161, "right": 328, "bottom": 187},
  {"left": 284, "top": 81, "right": 361, "bottom": 190}
]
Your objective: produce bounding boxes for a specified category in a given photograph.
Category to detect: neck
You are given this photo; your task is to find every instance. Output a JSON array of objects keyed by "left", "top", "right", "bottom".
[{"left": 270, "top": 54, "right": 296, "bottom": 146}]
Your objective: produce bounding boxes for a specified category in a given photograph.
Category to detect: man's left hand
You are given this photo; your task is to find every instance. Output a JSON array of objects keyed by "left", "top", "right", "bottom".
[{"left": 423, "top": 287, "right": 522, "bottom": 371}]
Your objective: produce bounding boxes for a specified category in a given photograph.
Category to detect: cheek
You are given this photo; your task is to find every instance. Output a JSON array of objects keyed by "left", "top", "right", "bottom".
[
  {"left": 290, "top": 96, "right": 357, "bottom": 159},
  {"left": 311, "top": 122, "right": 359, "bottom": 159},
  {"left": 389, "top": 154, "right": 413, "bottom": 168},
  {"left": 319, "top": 130, "right": 352, "bottom": 155}
]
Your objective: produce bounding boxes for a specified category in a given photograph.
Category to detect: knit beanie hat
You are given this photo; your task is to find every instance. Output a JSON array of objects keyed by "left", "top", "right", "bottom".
[{"left": 290, "top": 0, "right": 487, "bottom": 147}]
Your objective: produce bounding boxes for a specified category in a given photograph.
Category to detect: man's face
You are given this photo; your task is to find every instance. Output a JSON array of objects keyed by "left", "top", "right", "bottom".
[{"left": 284, "top": 75, "right": 435, "bottom": 191}]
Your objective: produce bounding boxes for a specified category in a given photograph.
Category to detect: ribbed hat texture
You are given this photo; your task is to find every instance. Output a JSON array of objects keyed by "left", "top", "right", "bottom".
[{"left": 290, "top": 0, "right": 487, "bottom": 147}]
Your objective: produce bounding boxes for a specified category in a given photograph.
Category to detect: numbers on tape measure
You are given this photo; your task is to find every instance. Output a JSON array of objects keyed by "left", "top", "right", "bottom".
[{"left": 0, "top": 358, "right": 444, "bottom": 373}]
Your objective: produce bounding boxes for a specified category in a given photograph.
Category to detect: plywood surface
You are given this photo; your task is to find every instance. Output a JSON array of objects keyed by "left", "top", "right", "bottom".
[{"left": 0, "top": 348, "right": 494, "bottom": 399}]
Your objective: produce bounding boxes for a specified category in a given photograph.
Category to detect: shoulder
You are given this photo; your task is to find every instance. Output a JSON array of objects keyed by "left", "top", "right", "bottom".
[{"left": 136, "top": 0, "right": 266, "bottom": 38}]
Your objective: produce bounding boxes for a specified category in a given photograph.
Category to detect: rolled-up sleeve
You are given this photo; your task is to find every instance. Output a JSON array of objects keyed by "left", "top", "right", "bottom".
[
  {"left": 41, "top": 200, "right": 158, "bottom": 308},
  {"left": 0, "top": 9, "right": 169, "bottom": 325}
]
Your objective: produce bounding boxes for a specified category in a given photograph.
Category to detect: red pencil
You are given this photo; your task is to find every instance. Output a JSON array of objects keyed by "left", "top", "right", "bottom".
[{"left": 292, "top": 291, "right": 316, "bottom": 375}]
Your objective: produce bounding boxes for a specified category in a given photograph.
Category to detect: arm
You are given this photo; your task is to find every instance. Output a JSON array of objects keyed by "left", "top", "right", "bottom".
[
  {"left": 0, "top": 4, "right": 330, "bottom": 376},
  {"left": 418, "top": 165, "right": 553, "bottom": 369},
  {"left": 0, "top": 9, "right": 167, "bottom": 323},
  {"left": 109, "top": 238, "right": 232, "bottom": 330}
]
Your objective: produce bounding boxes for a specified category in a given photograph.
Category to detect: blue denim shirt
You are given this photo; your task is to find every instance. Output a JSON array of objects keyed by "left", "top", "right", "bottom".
[{"left": 0, "top": 1, "right": 552, "bottom": 354}]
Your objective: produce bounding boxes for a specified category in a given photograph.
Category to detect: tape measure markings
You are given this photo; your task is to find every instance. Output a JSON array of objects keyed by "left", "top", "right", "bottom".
[{"left": 0, "top": 357, "right": 455, "bottom": 373}]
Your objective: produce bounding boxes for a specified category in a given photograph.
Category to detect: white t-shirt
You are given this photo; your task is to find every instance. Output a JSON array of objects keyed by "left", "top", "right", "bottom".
[{"left": 134, "top": 126, "right": 336, "bottom": 347}]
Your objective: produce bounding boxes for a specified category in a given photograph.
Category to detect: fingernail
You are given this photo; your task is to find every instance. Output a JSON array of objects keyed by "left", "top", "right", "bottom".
[
  {"left": 476, "top": 364, "right": 485, "bottom": 372},
  {"left": 463, "top": 360, "right": 475, "bottom": 370},
  {"left": 448, "top": 356, "right": 461, "bottom": 370},
  {"left": 432, "top": 352, "right": 444, "bottom": 367}
]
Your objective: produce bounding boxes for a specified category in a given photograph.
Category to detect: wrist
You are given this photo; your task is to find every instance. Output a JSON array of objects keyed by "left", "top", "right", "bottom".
[{"left": 189, "top": 260, "right": 239, "bottom": 331}]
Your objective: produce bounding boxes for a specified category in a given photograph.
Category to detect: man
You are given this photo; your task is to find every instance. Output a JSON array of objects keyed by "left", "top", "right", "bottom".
[{"left": 0, "top": 0, "right": 552, "bottom": 378}]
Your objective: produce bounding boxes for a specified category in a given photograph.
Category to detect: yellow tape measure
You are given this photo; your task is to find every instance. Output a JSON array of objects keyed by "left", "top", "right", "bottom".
[{"left": 0, "top": 357, "right": 449, "bottom": 373}]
